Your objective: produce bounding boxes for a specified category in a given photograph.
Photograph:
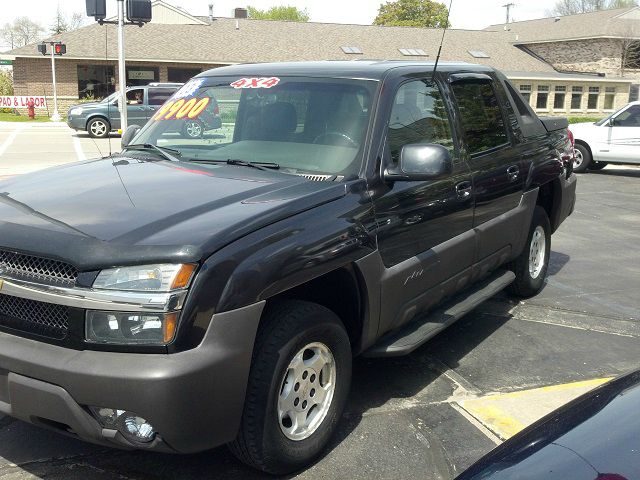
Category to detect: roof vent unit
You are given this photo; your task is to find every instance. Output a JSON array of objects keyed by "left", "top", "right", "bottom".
[
  {"left": 234, "top": 7, "right": 248, "bottom": 19},
  {"left": 399, "top": 48, "right": 427, "bottom": 56},
  {"left": 468, "top": 50, "right": 490, "bottom": 58},
  {"left": 341, "top": 46, "right": 363, "bottom": 54}
]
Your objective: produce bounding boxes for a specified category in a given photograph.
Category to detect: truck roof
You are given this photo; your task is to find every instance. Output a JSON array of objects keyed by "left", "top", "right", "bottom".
[{"left": 200, "top": 60, "right": 496, "bottom": 81}]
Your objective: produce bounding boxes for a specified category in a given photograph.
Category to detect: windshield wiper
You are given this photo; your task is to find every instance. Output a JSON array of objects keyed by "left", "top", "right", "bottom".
[
  {"left": 226, "top": 159, "right": 280, "bottom": 170},
  {"left": 124, "top": 143, "right": 182, "bottom": 162}
]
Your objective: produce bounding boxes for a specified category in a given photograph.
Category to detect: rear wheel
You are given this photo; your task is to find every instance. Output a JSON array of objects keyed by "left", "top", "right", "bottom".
[
  {"left": 182, "top": 120, "right": 203, "bottom": 138},
  {"left": 573, "top": 144, "right": 592, "bottom": 173},
  {"left": 87, "top": 118, "right": 110, "bottom": 138},
  {"left": 508, "top": 206, "right": 551, "bottom": 298},
  {"left": 229, "top": 300, "right": 352, "bottom": 474}
]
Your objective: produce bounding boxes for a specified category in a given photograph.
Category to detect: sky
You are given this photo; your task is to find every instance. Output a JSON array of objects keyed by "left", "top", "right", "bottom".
[{"left": 1, "top": 0, "right": 560, "bottom": 31}]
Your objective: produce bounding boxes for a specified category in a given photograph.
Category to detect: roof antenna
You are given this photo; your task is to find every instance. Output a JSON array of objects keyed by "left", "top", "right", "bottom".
[{"left": 431, "top": 0, "right": 454, "bottom": 80}]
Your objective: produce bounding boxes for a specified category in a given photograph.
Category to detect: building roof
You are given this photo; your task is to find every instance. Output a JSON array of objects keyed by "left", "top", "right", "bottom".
[
  {"left": 5, "top": 17, "right": 556, "bottom": 74},
  {"left": 486, "top": 6, "right": 640, "bottom": 43}
]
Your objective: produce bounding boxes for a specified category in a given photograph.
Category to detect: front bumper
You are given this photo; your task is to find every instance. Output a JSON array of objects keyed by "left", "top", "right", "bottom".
[
  {"left": 0, "top": 301, "right": 264, "bottom": 453},
  {"left": 66, "top": 116, "right": 86, "bottom": 130}
]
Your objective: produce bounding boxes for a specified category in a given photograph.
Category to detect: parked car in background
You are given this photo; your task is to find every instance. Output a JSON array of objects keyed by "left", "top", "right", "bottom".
[
  {"left": 66, "top": 82, "right": 221, "bottom": 139},
  {"left": 457, "top": 369, "right": 640, "bottom": 480},
  {"left": 570, "top": 101, "right": 640, "bottom": 172}
]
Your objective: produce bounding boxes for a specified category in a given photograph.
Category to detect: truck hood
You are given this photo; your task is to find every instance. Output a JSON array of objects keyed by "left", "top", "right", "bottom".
[
  {"left": 0, "top": 157, "right": 346, "bottom": 270},
  {"left": 568, "top": 121, "right": 599, "bottom": 138}
]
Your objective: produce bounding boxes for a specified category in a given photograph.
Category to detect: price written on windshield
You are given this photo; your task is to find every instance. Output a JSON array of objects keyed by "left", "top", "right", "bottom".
[{"left": 153, "top": 97, "right": 211, "bottom": 121}]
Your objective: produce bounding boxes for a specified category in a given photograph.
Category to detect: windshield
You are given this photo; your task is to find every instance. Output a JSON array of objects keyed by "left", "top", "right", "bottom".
[
  {"left": 132, "top": 76, "right": 378, "bottom": 177},
  {"left": 101, "top": 92, "right": 118, "bottom": 103}
]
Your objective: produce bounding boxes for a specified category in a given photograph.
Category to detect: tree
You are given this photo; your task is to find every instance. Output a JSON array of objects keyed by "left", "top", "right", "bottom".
[
  {"left": 50, "top": 7, "right": 84, "bottom": 35},
  {"left": 247, "top": 6, "right": 310, "bottom": 22},
  {"left": 0, "top": 70, "right": 13, "bottom": 96},
  {"left": 373, "top": 0, "right": 450, "bottom": 28},
  {"left": 549, "top": 0, "right": 637, "bottom": 16},
  {"left": 0, "top": 17, "right": 45, "bottom": 50}
]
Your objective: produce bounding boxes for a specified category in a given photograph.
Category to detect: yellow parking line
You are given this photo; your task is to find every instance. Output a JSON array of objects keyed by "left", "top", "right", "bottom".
[{"left": 459, "top": 377, "right": 612, "bottom": 440}]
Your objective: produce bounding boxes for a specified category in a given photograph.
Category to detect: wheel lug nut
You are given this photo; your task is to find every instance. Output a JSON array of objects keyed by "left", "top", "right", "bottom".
[
  {"left": 310, "top": 374, "right": 316, "bottom": 383},
  {"left": 294, "top": 397, "right": 299, "bottom": 406},
  {"left": 302, "top": 400, "right": 307, "bottom": 409},
  {"left": 302, "top": 371, "right": 308, "bottom": 380},
  {"left": 310, "top": 388, "right": 315, "bottom": 397},
  {"left": 294, "top": 382, "right": 300, "bottom": 391}
]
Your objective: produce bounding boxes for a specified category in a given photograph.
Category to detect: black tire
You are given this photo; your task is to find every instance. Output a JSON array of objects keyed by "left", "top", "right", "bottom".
[
  {"left": 87, "top": 117, "right": 111, "bottom": 138},
  {"left": 508, "top": 206, "right": 551, "bottom": 298},
  {"left": 573, "top": 143, "right": 592, "bottom": 173},
  {"left": 229, "top": 300, "right": 352, "bottom": 475},
  {"left": 588, "top": 161, "right": 608, "bottom": 171},
  {"left": 182, "top": 120, "right": 203, "bottom": 138}
]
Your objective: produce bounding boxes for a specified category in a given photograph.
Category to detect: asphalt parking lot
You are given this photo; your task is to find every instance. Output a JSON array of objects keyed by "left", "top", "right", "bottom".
[{"left": 0, "top": 122, "right": 639, "bottom": 479}]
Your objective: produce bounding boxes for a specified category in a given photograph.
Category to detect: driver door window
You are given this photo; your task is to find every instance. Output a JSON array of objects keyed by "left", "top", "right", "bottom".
[
  {"left": 387, "top": 80, "right": 454, "bottom": 162},
  {"left": 613, "top": 105, "right": 640, "bottom": 126}
]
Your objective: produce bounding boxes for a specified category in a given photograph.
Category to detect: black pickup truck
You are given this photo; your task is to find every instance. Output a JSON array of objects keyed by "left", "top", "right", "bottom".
[{"left": 0, "top": 61, "right": 576, "bottom": 474}]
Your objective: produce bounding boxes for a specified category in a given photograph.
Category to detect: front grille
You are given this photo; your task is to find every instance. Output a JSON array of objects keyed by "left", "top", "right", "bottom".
[
  {"left": 0, "top": 294, "right": 69, "bottom": 340},
  {"left": 0, "top": 250, "right": 78, "bottom": 287}
]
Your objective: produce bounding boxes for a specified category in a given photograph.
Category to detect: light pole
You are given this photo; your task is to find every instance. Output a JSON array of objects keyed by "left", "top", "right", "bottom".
[{"left": 117, "top": 0, "right": 128, "bottom": 132}]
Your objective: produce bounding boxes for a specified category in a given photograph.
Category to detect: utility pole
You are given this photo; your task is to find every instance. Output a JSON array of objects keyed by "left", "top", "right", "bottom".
[
  {"left": 503, "top": 3, "right": 515, "bottom": 24},
  {"left": 49, "top": 45, "right": 61, "bottom": 122},
  {"left": 117, "top": 0, "right": 128, "bottom": 132}
]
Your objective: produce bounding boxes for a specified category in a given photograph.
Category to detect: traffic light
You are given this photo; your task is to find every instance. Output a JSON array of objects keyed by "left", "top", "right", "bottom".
[
  {"left": 127, "top": 0, "right": 152, "bottom": 23},
  {"left": 37, "top": 43, "right": 47, "bottom": 55},
  {"left": 54, "top": 44, "right": 66, "bottom": 56},
  {"left": 86, "top": 0, "right": 107, "bottom": 20}
]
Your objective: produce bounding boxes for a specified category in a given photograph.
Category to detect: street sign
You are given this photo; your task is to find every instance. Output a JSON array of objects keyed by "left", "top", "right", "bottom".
[{"left": 0, "top": 60, "right": 12, "bottom": 65}]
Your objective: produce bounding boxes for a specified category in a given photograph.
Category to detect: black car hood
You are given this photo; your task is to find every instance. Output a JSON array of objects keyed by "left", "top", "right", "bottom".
[{"left": 0, "top": 157, "right": 346, "bottom": 270}]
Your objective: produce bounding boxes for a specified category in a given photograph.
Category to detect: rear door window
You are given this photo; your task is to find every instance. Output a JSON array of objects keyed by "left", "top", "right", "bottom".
[
  {"left": 451, "top": 81, "right": 509, "bottom": 155},
  {"left": 148, "top": 88, "right": 177, "bottom": 106}
]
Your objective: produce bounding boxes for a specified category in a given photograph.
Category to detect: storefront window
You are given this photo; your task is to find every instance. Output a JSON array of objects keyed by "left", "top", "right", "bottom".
[
  {"left": 536, "top": 85, "right": 549, "bottom": 109},
  {"left": 126, "top": 66, "right": 159, "bottom": 86},
  {"left": 571, "top": 86, "right": 583, "bottom": 110},
  {"left": 167, "top": 67, "right": 202, "bottom": 83},
  {"left": 604, "top": 87, "right": 616, "bottom": 110},
  {"left": 553, "top": 86, "right": 566, "bottom": 110},
  {"left": 587, "top": 86, "right": 600, "bottom": 110},
  {"left": 77, "top": 65, "right": 115, "bottom": 100}
]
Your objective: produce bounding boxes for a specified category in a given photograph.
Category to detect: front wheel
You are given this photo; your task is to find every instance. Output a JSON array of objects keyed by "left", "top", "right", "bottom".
[
  {"left": 508, "top": 206, "right": 551, "bottom": 298},
  {"left": 87, "top": 118, "right": 110, "bottom": 138},
  {"left": 229, "top": 300, "right": 352, "bottom": 474},
  {"left": 573, "top": 144, "right": 592, "bottom": 173}
]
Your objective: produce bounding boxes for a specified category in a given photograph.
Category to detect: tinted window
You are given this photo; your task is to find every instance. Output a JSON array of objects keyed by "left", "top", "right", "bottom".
[
  {"left": 148, "top": 88, "right": 177, "bottom": 106},
  {"left": 387, "top": 80, "right": 453, "bottom": 162},
  {"left": 452, "top": 82, "right": 509, "bottom": 155},
  {"left": 614, "top": 105, "right": 640, "bottom": 126}
]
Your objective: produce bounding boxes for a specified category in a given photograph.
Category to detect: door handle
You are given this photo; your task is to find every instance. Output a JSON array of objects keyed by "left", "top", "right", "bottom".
[
  {"left": 507, "top": 165, "right": 520, "bottom": 182},
  {"left": 455, "top": 181, "right": 472, "bottom": 199}
]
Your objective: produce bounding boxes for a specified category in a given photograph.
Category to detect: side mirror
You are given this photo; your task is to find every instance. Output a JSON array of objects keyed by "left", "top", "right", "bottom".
[
  {"left": 384, "top": 143, "right": 453, "bottom": 182},
  {"left": 608, "top": 117, "right": 617, "bottom": 127},
  {"left": 121, "top": 124, "right": 141, "bottom": 148}
]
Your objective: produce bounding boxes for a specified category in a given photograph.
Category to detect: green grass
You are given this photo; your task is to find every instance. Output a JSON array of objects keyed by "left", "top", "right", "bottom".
[
  {"left": 0, "top": 112, "right": 57, "bottom": 122},
  {"left": 567, "top": 116, "right": 604, "bottom": 124}
]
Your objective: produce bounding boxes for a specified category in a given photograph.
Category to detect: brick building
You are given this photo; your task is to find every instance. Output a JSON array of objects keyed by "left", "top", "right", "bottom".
[{"left": 1, "top": 1, "right": 637, "bottom": 116}]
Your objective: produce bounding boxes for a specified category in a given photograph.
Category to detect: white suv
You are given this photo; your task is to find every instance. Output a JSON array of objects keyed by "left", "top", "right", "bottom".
[{"left": 569, "top": 101, "right": 640, "bottom": 172}]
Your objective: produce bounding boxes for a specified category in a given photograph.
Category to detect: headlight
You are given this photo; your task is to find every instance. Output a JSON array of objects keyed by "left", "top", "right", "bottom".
[
  {"left": 86, "top": 311, "right": 178, "bottom": 345},
  {"left": 93, "top": 264, "right": 196, "bottom": 292},
  {"left": 69, "top": 107, "right": 83, "bottom": 115}
]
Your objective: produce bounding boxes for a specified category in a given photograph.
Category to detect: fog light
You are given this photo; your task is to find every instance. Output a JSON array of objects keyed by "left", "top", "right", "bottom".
[
  {"left": 89, "top": 407, "right": 157, "bottom": 444},
  {"left": 118, "top": 414, "right": 156, "bottom": 444}
]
